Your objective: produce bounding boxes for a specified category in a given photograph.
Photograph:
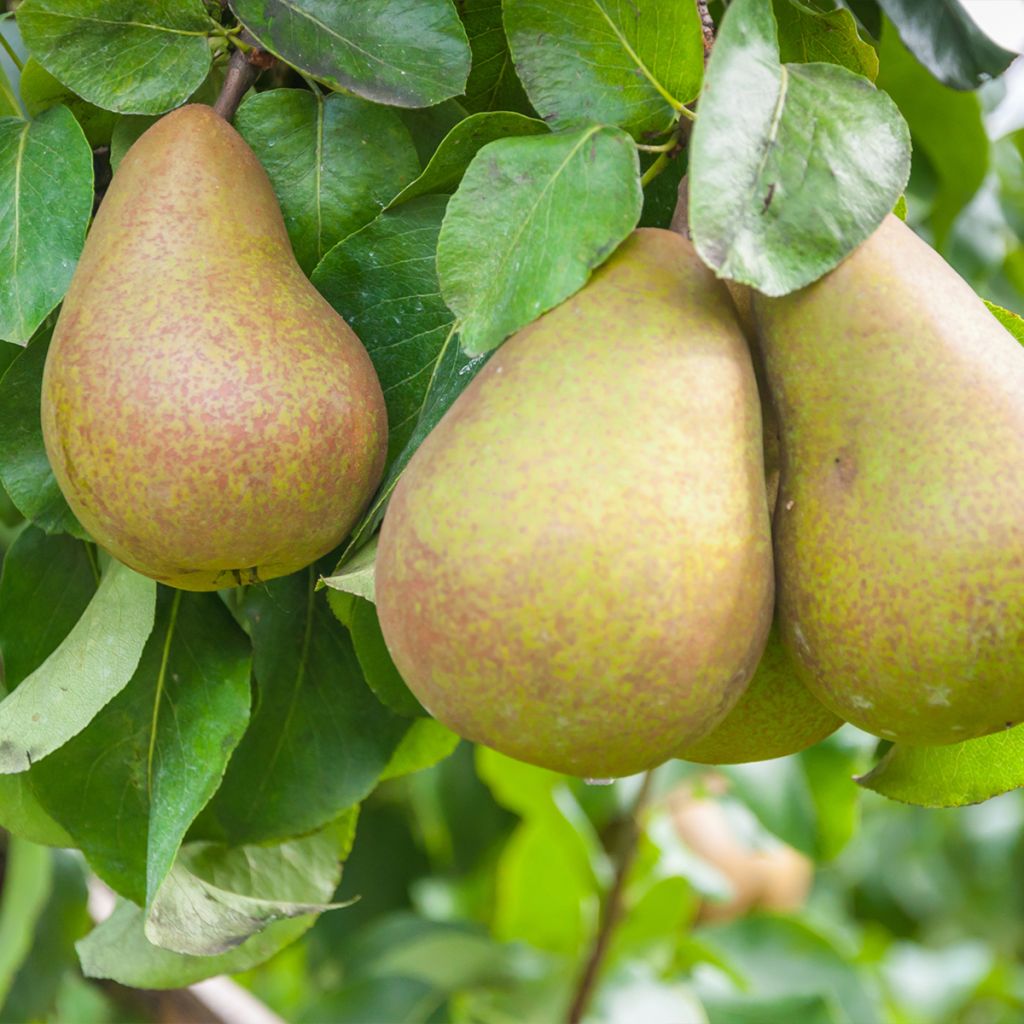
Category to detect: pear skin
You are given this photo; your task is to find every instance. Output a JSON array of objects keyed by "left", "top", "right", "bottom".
[
  {"left": 756, "top": 214, "right": 1024, "bottom": 745},
  {"left": 41, "top": 105, "right": 387, "bottom": 590},
  {"left": 375, "top": 229, "right": 774, "bottom": 778}
]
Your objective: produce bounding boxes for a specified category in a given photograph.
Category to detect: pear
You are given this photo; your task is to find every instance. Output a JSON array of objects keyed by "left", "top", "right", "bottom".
[
  {"left": 675, "top": 317, "right": 841, "bottom": 766},
  {"left": 42, "top": 105, "right": 387, "bottom": 590},
  {"left": 375, "top": 229, "right": 774, "bottom": 778},
  {"left": 756, "top": 214, "right": 1024, "bottom": 745}
]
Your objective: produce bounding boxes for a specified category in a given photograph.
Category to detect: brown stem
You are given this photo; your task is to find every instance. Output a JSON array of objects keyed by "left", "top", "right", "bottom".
[
  {"left": 670, "top": 173, "right": 690, "bottom": 239},
  {"left": 566, "top": 771, "right": 656, "bottom": 1024},
  {"left": 212, "top": 33, "right": 274, "bottom": 121},
  {"left": 697, "top": 0, "right": 715, "bottom": 62}
]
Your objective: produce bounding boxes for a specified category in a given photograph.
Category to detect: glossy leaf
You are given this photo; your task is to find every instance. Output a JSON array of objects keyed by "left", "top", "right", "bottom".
[
  {"left": 18, "top": 0, "right": 214, "bottom": 115},
  {"left": 458, "top": 0, "right": 533, "bottom": 114},
  {"left": 350, "top": 596, "right": 425, "bottom": 718},
  {"left": 877, "top": 19, "right": 988, "bottom": 248},
  {"left": 230, "top": 0, "right": 471, "bottom": 108},
  {"left": 19, "top": 58, "right": 116, "bottom": 147},
  {"left": 688, "top": 0, "right": 911, "bottom": 296},
  {"left": 0, "top": 106, "right": 92, "bottom": 344},
  {"left": 379, "top": 718, "right": 460, "bottom": 782},
  {"left": 31, "top": 589, "right": 251, "bottom": 905},
  {"left": 0, "top": 326, "right": 84, "bottom": 536},
  {"left": 438, "top": 125, "right": 642, "bottom": 353},
  {"left": 313, "top": 195, "right": 458, "bottom": 464},
  {"left": 876, "top": 0, "right": 1016, "bottom": 90},
  {"left": 235, "top": 88, "right": 420, "bottom": 275},
  {"left": 200, "top": 568, "right": 407, "bottom": 845},
  {"left": 388, "top": 111, "right": 547, "bottom": 207},
  {"left": 774, "top": 0, "right": 879, "bottom": 79},
  {"left": 857, "top": 727, "right": 1024, "bottom": 808},
  {"left": 0, "top": 561, "right": 155, "bottom": 775},
  {"left": 78, "top": 821, "right": 350, "bottom": 988},
  {"left": 503, "top": 0, "right": 704, "bottom": 138}
]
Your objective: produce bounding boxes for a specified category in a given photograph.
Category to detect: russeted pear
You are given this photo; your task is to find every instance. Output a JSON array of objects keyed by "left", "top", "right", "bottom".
[
  {"left": 756, "top": 214, "right": 1024, "bottom": 745},
  {"left": 675, "top": 317, "right": 841, "bottom": 766},
  {"left": 375, "top": 229, "right": 774, "bottom": 779},
  {"left": 42, "top": 105, "right": 387, "bottom": 590}
]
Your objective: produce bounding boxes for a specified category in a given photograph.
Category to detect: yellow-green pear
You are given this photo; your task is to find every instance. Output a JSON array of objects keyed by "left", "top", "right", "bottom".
[
  {"left": 756, "top": 214, "right": 1024, "bottom": 744},
  {"left": 41, "top": 105, "right": 387, "bottom": 590},
  {"left": 375, "top": 229, "right": 774, "bottom": 778}
]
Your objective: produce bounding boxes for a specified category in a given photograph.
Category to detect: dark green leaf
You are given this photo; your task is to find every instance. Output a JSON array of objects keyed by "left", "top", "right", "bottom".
[
  {"left": 876, "top": 0, "right": 1016, "bottom": 90},
  {"left": 0, "top": 106, "right": 92, "bottom": 343},
  {"left": 19, "top": 57, "right": 116, "bottom": 146},
  {"left": 0, "top": 836, "right": 53, "bottom": 1004},
  {"left": 230, "top": 0, "right": 471, "bottom": 108},
  {"left": 350, "top": 597, "right": 425, "bottom": 718},
  {"left": 18, "top": 0, "right": 214, "bottom": 115},
  {"left": 200, "top": 568, "right": 407, "bottom": 845},
  {"left": 235, "top": 88, "right": 420, "bottom": 276},
  {"left": 0, "top": 324, "right": 85, "bottom": 536},
  {"left": 689, "top": 0, "right": 911, "bottom": 296},
  {"left": 877, "top": 19, "right": 988, "bottom": 247},
  {"left": 0, "top": 561, "right": 155, "bottom": 775},
  {"left": 857, "top": 726, "right": 1024, "bottom": 808},
  {"left": 774, "top": 0, "right": 879, "bottom": 79},
  {"left": 313, "top": 195, "right": 458, "bottom": 464},
  {"left": 437, "top": 125, "right": 642, "bottom": 353},
  {"left": 503, "top": 0, "right": 703, "bottom": 138},
  {"left": 78, "top": 821, "right": 349, "bottom": 988},
  {"left": 458, "top": 0, "right": 533, "bottom": 115},
  {"left": 398, "top": 99, "right": 469, "bottom": 166},
  {"left": 0, "top": 526, "right": 96, "bottom": 692},
  {"left": 388, "top": 110, "right": 547, "bottom": 207},
  {"left": 31, "top": 588, "right": 251, "bottom": 905}
]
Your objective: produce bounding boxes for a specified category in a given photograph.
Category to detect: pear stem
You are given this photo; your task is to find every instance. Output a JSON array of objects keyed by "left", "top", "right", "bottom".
[
  {"left": 212, "top": 35, "right": 274, "bottom": 122},
  {"left": 565, "top": 769, "right": 656, "bottom": 1024}
]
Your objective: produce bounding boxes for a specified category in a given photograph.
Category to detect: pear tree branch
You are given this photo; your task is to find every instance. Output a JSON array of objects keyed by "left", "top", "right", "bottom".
[
  {"left": 697, "top": 0, "right": 715, "bottom": 62},
  {"left": 212, "top": 33, "right": 275, "bottom": 121},
  {"left": 566, "top": 770, "right": 656, "bottom": 1024}
]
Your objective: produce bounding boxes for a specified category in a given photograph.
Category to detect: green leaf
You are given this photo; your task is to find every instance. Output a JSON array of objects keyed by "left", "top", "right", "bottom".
[
  {"left": 458, "top": 0, "right": 533, "bottom": 115},
  {"left": 230, "top": 0, "right": 471, "bottom": 108},
  {"left": 0, "top": 526, "right": 96, "bottom": 692},
  {"left": 438, "top": 125, "right": 642, "bottom": 353},
  {"left": 0, "top": 324, "right": 84, "bottom": 536},
  {"left": 689, "top": 0, "right": 911, "bottom": 296},
  {"left": 856, "top": 726, "right": 1024, "bottom": 808},
  {"left": 398, "top": 99, "right": 469, "bottom": 166},
  {"left": 19, "top": 57, "right": 116, "bottom": 147},
  {"left": 986, "top": 299, "right": 1024, "bottom": 342},
  {"left": 379, "top": 718, "right": 459, "bottom": 782},
  {"left": 0, "top": 560, "right": 155, "bottom": 774},
  {"left": 722, "top": 759, "right": 819, "bottom": 857},
  {"left": 235, "top": 88, "right": 420, "bottom": 276},
  {"left": 18, "top": 0, "right": 214, "bottom": 115},
  {"left": 774, "top": 0, "right": 879, "bottom": 79},
  {"left": 388, "top": 111, "right": 548, "bottom": 208},
  {"left": 145, "top": 816, "right": 353, "bottom": 956},
  {"left": 31, "top": 589, "right": 251, "bottom": 906},
  {"left": 350, "top": 596, "right": 424, "bottom": 718},
  {"left": 799, "top": 733, "right": 863, "bottom": 860},
  {"left": 0, "top": 837, "right": 53, "bottom": 1004},
  {"left": 313, "top": 195, "right": 459, "bottom": 465},
  {"left": 877, "top": 18, "right": 988, "bottom": 248},
  {"left": 0, "top": 62, "right": 20, "bottom": 118},
  {"left": 704, "top": 992, "right": 841, "bottom": 1024},
  {"left": 0, "top": 106, "right": 92, "bottom": 344},
  {"left": 875, "top": 0, "right": 1016, "bottom": 90},
  {"left": 503, "top": 0, "right": 704, "bottom": 138},
  {"left": 200, "top": 568, "right": 407, "bottom": 845},
  {"left": 322, "top": 536, "right": 378, "bottom": 602},
  {"left": 78, "top": 822, "right": 349, "bottom": 988}
]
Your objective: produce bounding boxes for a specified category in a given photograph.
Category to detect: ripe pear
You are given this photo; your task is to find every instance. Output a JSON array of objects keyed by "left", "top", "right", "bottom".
[
  {"left": 756, "top": 214, "right": 1024, "bottom": 744},
  {"left": 41, "top": 105, "right": 387, "bottom": 590},
  {"left": 375, "top": 229, "right": 773, "bottom": 779},
  {"left": 676, "top": 322, "right": 841, "bottom": 766}
]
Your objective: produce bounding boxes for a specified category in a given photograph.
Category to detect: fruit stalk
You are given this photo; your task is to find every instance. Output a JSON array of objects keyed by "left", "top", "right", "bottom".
[{"left": 213, "top": 33, "right": 274, "bottom": 121}]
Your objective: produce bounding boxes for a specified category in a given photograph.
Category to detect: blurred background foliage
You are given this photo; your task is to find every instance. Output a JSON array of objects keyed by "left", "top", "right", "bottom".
[{"left": 3, "top": 2, "right": 1024, "bottom": 1023}]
